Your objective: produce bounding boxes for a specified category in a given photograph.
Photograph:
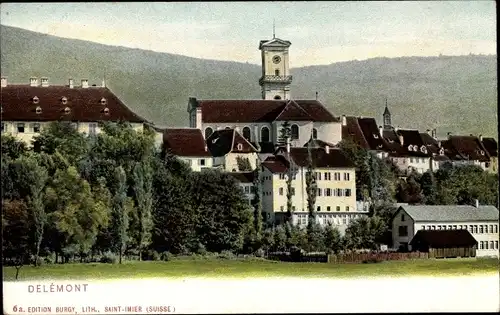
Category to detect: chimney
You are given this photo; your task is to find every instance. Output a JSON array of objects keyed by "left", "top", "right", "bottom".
[
  {"left": 81, "top": 79, "right": 89, "bottom": 88},
  {"left": 69, "top": 78, "right": 74, "bottom": 88},
  {"left": 447, "top": 132, "right": 452, "bottom": 138},
  {"left": 479, "top": 134, "right": 483, "bottom": 141},
  {"left": 30, "top": 77, "right": 38, "bottom": 87},
  {"left": 286, "top": 138, "right": 290, "bottom": 153},
  {"left": 1, "top": 76, "right": 6, "bottom": 88},
  {"left": 41, "top": 77, "right": 49, "bottom": 87},
  {"left": 101, "top": 79, "right": 106, "bottom": 88},
  {"left": 431, "top": 129, "right": 437, "bottom": 139},
  {"left": 379, "top": 125, "right": 383, "bottom": 137},
  {"left": 325, "top": 145, "right": 330, "bottom": 154},
  {"left": 398, "top": 134, "right": 404, "bottom": 146},
  {"left": 341, "top": 115, "right": 347, "bottom": 126},
  {"left": 475, "top": 199, "right": 479, "bottom": 208}
]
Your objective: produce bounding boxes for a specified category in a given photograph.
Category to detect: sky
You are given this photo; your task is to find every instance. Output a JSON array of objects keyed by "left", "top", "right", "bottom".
[{"left": 0, "top": 1, "right": 496, "bottom": 67}]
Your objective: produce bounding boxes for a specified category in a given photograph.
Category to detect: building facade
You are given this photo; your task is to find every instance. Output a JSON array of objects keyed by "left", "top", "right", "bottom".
[
  {"left": 1, "top": 77, "right": 146, "bottom": 144},
  {"left": 392, "top": 204, "right": 499, "bottom": 257}
]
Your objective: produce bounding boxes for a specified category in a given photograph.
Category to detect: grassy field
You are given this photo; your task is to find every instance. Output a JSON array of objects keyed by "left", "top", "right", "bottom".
[{"left": 3, "top": 257, "right": 499, "bottom": 281}]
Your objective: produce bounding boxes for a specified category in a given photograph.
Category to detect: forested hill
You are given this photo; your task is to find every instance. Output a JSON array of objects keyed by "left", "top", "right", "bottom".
[{"left": 1, "top": 25, "right": 497, "bottom": 138}]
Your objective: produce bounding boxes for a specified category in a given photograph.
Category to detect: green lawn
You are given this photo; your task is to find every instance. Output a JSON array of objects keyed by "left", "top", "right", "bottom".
[{"left": 3, "top": 257, "right": 499, "bottom": 281}]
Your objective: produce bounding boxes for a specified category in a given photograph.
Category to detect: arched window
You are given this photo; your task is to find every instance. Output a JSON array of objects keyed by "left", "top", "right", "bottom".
[
  {"left": 275, "top": 69, "right": 280, "bottom": 76},
  {"left": 291, "top": 124, "right": 299, "bottom": 140},
  {"left": 274, "top": 95, "right": 281, "bottom": 100},
  {"left": 261, "top": 126, "right": 270, "bottom": 142},
  {"left": 312, "top": 128, "right": 318, "bottom": 139},
  {"left": 225, "top": 126, "right": 231, "bottom": 130},
  {"left": 205, "top": 127, "right": 213, "bottom": 139},
  {"left": 242, "top": 126, "right": 251, "bottom": 141}
]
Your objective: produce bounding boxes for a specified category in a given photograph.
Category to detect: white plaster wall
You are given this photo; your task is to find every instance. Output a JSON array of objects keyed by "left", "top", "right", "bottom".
[{"left": 315, "top": 122, "right": 342, "bottom": 145}]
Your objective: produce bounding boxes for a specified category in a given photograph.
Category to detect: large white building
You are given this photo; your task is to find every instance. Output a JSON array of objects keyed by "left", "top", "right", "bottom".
[
  {"left": 187, "top": 34, "right": 343, "bottom": 150},
  {"left": 1, "top": 77, "right": 147, "bottom": 144},
  {"left": 261, "top": 145, "right": 366, "bottom": 234},
  {"left": 392, "top": 204, "right": 499, "bottom": 257}
]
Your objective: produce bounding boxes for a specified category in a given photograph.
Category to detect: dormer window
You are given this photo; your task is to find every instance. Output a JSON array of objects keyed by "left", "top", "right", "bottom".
[
  {"left": 32, "top": 96, "right": 39, "bottom": 104},
  {"left": 64, "top": 107, "right": 71, "bottom": 114},
  {"left": 440, "top": 148, "right": 445, "bottom": 155},
  {"left": 100, "top": 98, "right": 107, "bottom": 105},
  {"left": 61, "top": 97, "right": 68, "bottom": 105},
  {"left": 103, "top": 107, "right": 110, "bottom": 115},
  {"left": 421, "top": 146, "right": 427, "bottom": 154},
  {"left": 373, "top": 134, "right": 379, "bottom": 139},
  {"left": 413, "top": 145, "right": 418, "bottom": 151},
  {"left": 35, "top": 106, "right": 42, "bottom": 114},
  {"left": 237, "top": 143, "right": 243, "bottom": 151},
  {"left": 408, "top": 145, "right": 413, "bottom": 151},
  {"left": 480, "top": 150, "right": 485, "bottom": 155}
]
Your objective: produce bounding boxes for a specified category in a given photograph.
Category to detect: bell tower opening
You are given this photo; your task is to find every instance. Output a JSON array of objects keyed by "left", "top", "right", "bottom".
[{"left": 274, "top": 95, "right": 282, "bottom": 100}]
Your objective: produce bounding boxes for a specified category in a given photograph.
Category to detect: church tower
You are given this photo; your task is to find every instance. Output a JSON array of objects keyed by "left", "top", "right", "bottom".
[
  {"left": 258, "top": 27, "right": 292, "bottom": 100},
  {"left": 383, "top": 98, "right": 392, "bottom": 130}
]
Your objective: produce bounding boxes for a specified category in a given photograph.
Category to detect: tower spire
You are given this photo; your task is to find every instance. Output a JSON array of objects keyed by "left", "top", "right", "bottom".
[{"left": 273, "top": 19, "right": 276, "bottom": 38}]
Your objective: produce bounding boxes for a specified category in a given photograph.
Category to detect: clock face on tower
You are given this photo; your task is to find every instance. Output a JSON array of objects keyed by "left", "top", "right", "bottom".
[{"left": 272, "top": 55, "right": 281, "bottom": 64}]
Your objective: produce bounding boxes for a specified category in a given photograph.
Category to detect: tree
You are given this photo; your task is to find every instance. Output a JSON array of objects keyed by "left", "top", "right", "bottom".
[
  {"left": 10, "top": 155, "right": 49, "bottom": 266},
  {"left": 111, "top": 166, "right": 130, "bottom": 264},
  {"left": 251, "top": 160, "right": 264, "bottom": 246},
  {"left": 420, "top": 171, "right": 438, "bottom": 204},
  {"left": 305, "top": 140, "right": 321, "bottom": 252},
  {"left": 323, "top": 223, "right": 342, "bottom": 254},
  {"left": 1, "top": 134, "right": 27, "bottom": 160},
  {"left": 2, "top": 199, "right": 31, "bottom": 278},
  {"left": 277, "top": 121, "right": 292, "bottom": 147},
  {"left": 132, "top": 161, "right": 154, "bottom": 260},
  {"left": 236, "top": 156, "right": 252, "bottom": 172}
]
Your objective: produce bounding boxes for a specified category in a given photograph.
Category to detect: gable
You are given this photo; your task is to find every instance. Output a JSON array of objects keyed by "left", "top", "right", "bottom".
[{"left": 274, "top": 100, "right": 313, "bottom": 121}]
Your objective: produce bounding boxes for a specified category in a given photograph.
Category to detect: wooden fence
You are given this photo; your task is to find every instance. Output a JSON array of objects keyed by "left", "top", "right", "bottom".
[
  {"left": 428, "top": 247, "right": 476, "bottom": 259},
  {"left": 328, "top": 251, "right": 429, "bottom": 264}
]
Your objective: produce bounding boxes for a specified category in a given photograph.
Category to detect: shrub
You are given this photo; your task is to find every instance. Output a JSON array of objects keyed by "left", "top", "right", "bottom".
[
  {"left": 254, "top": 248, "right": 265, "bottom": 258},
  {"left": 362, "top": 258, "right": 383, "bottom": 264},
  {"left": 160, "top": 251, "right": 171, "bottom": 262},
  {"left": 100, "top": 251, "right": 118, "bottom": 264},
  {"left": 219, "top": 250, "right": 236, "bottom": 260},
  {"left": 44, "top": 253, "right": 56, "bottom": 265}
]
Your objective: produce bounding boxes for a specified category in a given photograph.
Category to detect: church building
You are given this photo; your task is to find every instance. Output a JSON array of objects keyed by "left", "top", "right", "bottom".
[{"left": 187, "top": 35, "right": 343, "bottom": 150}]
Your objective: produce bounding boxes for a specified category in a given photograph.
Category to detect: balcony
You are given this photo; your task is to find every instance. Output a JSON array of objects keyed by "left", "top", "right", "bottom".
[{"left": 259, "top": 75, "right": 293, "bottom": 85}]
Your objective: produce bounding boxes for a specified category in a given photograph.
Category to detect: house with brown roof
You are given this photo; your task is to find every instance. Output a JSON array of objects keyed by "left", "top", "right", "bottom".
[
  {"left": 260, "top": 145, "right": 364, "bottom": 234},
  {"left": 441, "top": 135, "right": 491, "bottom": 171},
  {"left": 206, "top": 129, "right": 260, "bottom": 172},
  {"left": 161, "top": 128, "right": 213, "bottom": 172},
  {"left": 1, "top": 77, "right": 148, "bottom": 145},
  {"left": 341, "top": 115, "right": 392, "bottom": 159},
  {"left": 481, "top": 137, "right": 498, "bottom": 173}
]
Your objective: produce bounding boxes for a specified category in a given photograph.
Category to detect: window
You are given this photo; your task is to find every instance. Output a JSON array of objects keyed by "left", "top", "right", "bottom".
[
  {"left": 100, "top": 97, "right": 107, "bottom": 105},
  {"left": 345, "top": 206, "right": 349, "bottom": 212},
  {"left": 32, "top": 96, "right": 39, "bottom": 104},
  {"left": 325, "top": 188, "right": 332, "bottom": 196},
  {"left": 401, "top": 214, "right": 406, "bottom": 222},
  {"left": 316, "top": 172, "right": 322, "bottom": 180},
  {"left": 292, "top": 206, "right": 296, "bottom": 211},
  {"left": 61, "top": 96, "right": 68, "bottom": 104},
  {"left": 490, "top": 241, "right": 494, "bottom": 249},
  {"left": 431, "top": 225, "right": 436, "bottom": 230},
  {"left": 325, "top": 172, "right": 332, "bottom": 180},
  {"left": 291, "top": 187, "right": 295, "bottom": 196},
  {"left": 35, "top": 106, "right": 42, "bottom": 114},
  {"left": 205, "top": 127, "right": 213, "bottom": 139},
  {"left": 103, "top": 107, "right": 110, "bottom": 115},
  {"left": 421, "top": 226, "right": 425, "bottom": 230},
  {"left": 275, "top": 69, "right": 280, "bottom": 76},
  {"left": 312, "top": 128, "right": 318, "bottom": 139},
  {"left": 279, "top": 187, "right": 284, "bottom": 196},
  {"left": 479, "top": 241, "right": 483, "bottom": 250},
  {"left": 495, "top": 225, "right": 498, "bottom": 233},
  {"left": 242, "top": 127, "right": 251, "bottom": 141},
  {"left": 327, "top": 206, "right": 331, "bottom": 212},
  {"left": 317, "top": 188, "right": 322, "bottom": 197},
  {"left": 274, "top": 95, "right": 281, "bottom": 100},
  {"left": 473, "top": 225, "right": 478, "bottom": 234},
  {"left": 469, "top": 225, "right": 473, "bottom": 233},
  {"left": 489, "top": 225, "right": 494, "bottom": 233},
  {"left": 336, "top": 188, "right": 343, "bottom": 197},
  {"left": 200, "top": 159, "right": 205, "bottom": 166},
  {"left": 244, "top": 186, "right": 250, "bottom": 193},
  {"left": 398, "top": 226, "right": 408, "bottom": 237},
  {"left": 261, "top": 127, "right": 270, "bottom": 142},
  {"left": 344, "top": 173, "right": 350, "bottom": 181},
  {"left": 317, "top": 206, "right": 321, "bottom": 212},
  {"left": 32, "top": 123, "right": 40, "bottom": 133},
  {"left": 336, "top": 206, "right": 340, "bottom": 212},
  {"left": 458, "top": 225, "right": 462, "bottom": 229},
  {"left": 345, "top": 189, "right": 352, "bottom": 197},
  {"left": 237, "top": 143, "right": 243, "bottom": 151},
  {"left": 279, "top": 173, "right": 286, "bottom": 180},
  {"left": 334, "top": 172, "right": 340, "bottom": 181},
  {"left": 1, "top": 123, "right": 4, "bottom": 133},
  {"left": 495, "top": 241, "right": 499, "bottom": 250},
  {"left": 479, "top": 225, "right": 484, "bottom": 233},
  {"left": 448, "top": 225, "right": 452, "bottom": 230},
  {"left": 291, "top": 124, "right": 299, "bottom": 140},
  {"left": 89, "top": 123, "right": 97, "bottom": 135},
  {"left": 484, "top": 242, "right": 489, "bottom": 250},
  {"left": 17, "top": 123, "right": 25, "bottom": 133},
  {"left": 342, "top": 218, "right": 347, "bottom": 224},
  {"left": 410, "top": 158, "right": 414, "bottom": 163},
  {"left": 280, "top": 206, "right": 284, "bottom": 212}
]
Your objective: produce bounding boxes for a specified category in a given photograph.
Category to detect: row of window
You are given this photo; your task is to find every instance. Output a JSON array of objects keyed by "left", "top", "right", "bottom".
[
  {"left": 421, "top": 224, "right": 499, "bottom": 234},
  {"left": 277, "top": 187, "right": 352, "bottom": 197},
  {"left": 275, "top": 173, "right": 351, "bottom": 181},
  {"left": 479, "top": 241, "right": 499, "bottom": 250},
  {"left": 295, "top": 213, "right": 361, "bottom": 226},
  {"left": 185, "top": 159, "right": 206, "bottom": 166},
  {"left": 204, "top": 125, "right": 319, "bottom": 142},
  {"left": 409, "top": 157, "right": 428, "bottom": 164},
  {"left": 280, "top": 205, "right": 350, "bottom": 212},
  {"left": 2, "top": 122, "right": 97, "bottom": 135}
]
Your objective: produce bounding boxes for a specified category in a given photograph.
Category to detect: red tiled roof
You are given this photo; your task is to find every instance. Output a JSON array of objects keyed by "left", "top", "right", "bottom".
[
  {"left": 262, "top": 155, "right": 289, "bottom": 174},
  {"left": 276, "top": 147, "right": 355, "bottom": 169},
  {"left": 162, "top": 128, "right": 211, "bottom": 157},
  {"left": 194, "top": 99, "right": 338, "bottom": 123},
  {"left": 206, "top": 129, "right": 258, "bottom": 157},
  {"left": 274, "top": 100, "right": 313, "bottom": 121},
  {"left": 303, "top": 138, "right": 336, "bottom": 149},
  {"left": 420, "top": 132, "right": 440, "bottom": 155},
  {"left": 341, "top": 116, "right": 370, "bottom": 149},
  {"left": 357, "top": 117, "right": 387, "bottom": 151},
  {"left": 443, "top": 136, "right": 490, "bottom": 162},
  {"left": 1, "top": 84, "right": 147, "bottom": 123},
  {"left": 410, "top": 230, "right": 477, "bottom": 248},
  {"left": 482, "top": 138, "right": 498, "bottom": 158}
]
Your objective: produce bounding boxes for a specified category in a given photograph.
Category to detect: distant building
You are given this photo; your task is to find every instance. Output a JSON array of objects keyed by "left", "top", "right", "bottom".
[
  {"left": 392, "top": 204, "right": 499, "bottom": 257},
  {"left": 206, "top": 129, "right": 260, "bottom": 172},
  {"left": 441, "top": 135, "right": 491, "bottom": 171},
  {"left": 261, "top": 145, "right": 364, "bottom": 234},
  {"left": 481, "top": 137, "right": 498, "bottom": 173},
  {"left": 409, "top": 229, "right": 478, "bottom": 258},
  {"left": 0, "top": 77, "right": 147, "bottom": 145},
  {"left": 160, "top": 128, "right": 213, "bottom": 172}
]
